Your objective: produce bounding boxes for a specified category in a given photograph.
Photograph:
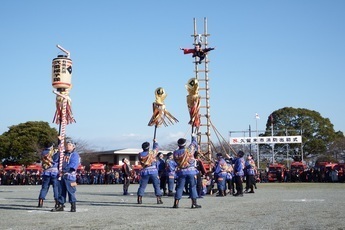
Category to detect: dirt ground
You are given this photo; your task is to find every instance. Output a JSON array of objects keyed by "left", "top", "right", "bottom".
[{"left": 0, "top": 183, "right": 344, "bottom": 230}]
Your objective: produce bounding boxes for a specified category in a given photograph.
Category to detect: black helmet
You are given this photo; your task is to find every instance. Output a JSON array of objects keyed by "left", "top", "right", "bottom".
[
  {"left": 142, "top": 142, "right": 150, "bottom": 151},
  {"left": 237, "top": 151, "right": 245, "bottom": 157},
  {"left": 177, "top": 138, "right": 186, "bottom": 146}
]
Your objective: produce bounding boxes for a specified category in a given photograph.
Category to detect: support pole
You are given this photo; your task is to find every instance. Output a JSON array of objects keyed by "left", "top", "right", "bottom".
[
  {"left": 58, "top": 98, "right": 67, "bottom": 177},
  {"left": 153, "top": 125, "right": 157, "bottom": 146}
]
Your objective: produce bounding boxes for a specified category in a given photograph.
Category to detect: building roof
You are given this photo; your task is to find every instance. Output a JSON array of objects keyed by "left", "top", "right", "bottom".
[{"left": 87, "top": 148, "right": 172, "bottom": 156}]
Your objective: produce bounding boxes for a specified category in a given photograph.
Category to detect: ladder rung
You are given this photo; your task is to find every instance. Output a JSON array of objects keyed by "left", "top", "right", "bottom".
[{"left": 195, "top": 69, "right": 206, "bottom": 72}]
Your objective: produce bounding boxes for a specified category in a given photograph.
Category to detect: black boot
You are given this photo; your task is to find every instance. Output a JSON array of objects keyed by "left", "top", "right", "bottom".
[
  {"left": 137, "top": 195, "right": 142, "bottom": 204},
  {"left": 37, "top": 198, "right": 43, "bottom": 208},
  {"left": 51, "top": 203, "right": 64, "bottom": 212},
  {"left": 157, "top": 196, "right": 163, "bottom": 204},
  {"left": 71, "top": 202, "right": 76, "bottom": 212},
  {"left": 233, "top": 192, "right": 243, "bottom": 197},
  {"left": 172, "top": 199, "right": 179, "bottom": 208},
  {"left": 54, "top": 199, "right": 59, "bottom": 209},
  {"left": 216, "top": 190, "right": 224, "bottom": 197},
  {"left": 168, "top": 191, "right": 174, "bottom": 196},
  {"left": 191, "top": 199, "right": 202, "bottom": 209}
]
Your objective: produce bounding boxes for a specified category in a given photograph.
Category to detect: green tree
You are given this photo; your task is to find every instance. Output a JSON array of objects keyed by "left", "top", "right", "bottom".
[
  {"left": 264, "top": 107, "right": 343, "bottom": 157},
  {"left": 0, "top": 121, "right": 58, "bottom": 165},
  {"left": 328, "top": 135, "right": 345, "bottom": 161}
]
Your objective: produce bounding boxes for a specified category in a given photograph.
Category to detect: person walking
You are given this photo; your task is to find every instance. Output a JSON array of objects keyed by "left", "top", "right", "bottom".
[
  {"left": 121, "top": 158, "right": 132, "bottom": 195},
  {"left": 51, "top": 140, "right": 80, "bottom": 212},
  {"left": 37, "top": 144, "right": 59, "bottom": 208},
  {"left": 172, "top": 134, "right": 201, "bottom": 209},
  {"left": 137, "top": 140, "right": 163, "bottom": 205}
]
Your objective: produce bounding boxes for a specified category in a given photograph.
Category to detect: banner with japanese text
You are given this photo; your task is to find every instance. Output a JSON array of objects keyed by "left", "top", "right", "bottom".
[{"left": 230, "top": 136, "right": 302, "bottom": 145}]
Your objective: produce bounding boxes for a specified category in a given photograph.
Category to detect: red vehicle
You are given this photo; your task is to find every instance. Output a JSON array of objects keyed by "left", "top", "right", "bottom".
[
  {"left": 90, "top": 163, "right": 106, "bottom": 172},
  {"left": 290, "top": 161, "right": 308, "bottom": 182},
  {"left": 4, "top": 165, "right": 24, "bottom": 173},
  {"left": 3, "top": 165, "right": 26, "bottom": 185},
  {"left": 315, "top": 161, "right": 338, "bottom": 172},
  {"left": 325, "top": 163, "right": 338, "bottom": 171},
  {"left": 26, "top": 163, "right": 43, "bottom": 175},
  {"left": 268, "top": 164, "right": 286, "bottom": 182},
  {"left": 335, "top": 163, "right": 345, "bottom": 182},
  {"left": 76, "top": 164, "right": 85, "bottom": 173},
  {"left": 111, "top": 164, "right": 122, "bottom": 172},
  {"left": 290, "top": 161, "right": 307, "bottom": 172}
]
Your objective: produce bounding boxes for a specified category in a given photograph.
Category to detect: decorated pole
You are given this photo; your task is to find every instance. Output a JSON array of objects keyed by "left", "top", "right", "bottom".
[
  {"left": 148, "top": 87, "right": 178, "bottom": 144},
  {"left": 51, "top": 45, "right": 75, "bottom": 177},
  {"left": 185, "top": 78, "right": 201, "bottom": 135}
]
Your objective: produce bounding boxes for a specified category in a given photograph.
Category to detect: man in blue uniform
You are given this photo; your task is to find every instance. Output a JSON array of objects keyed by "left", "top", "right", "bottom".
[
  {"left": 245, "top": 154, "right": 256, "bottom": 193},
  {"left": 233, "top": 150, "right": 245, "bottom": 197},
  {"left": 172, "top": 134, "right": 201, "bottom": 209},
  {"left": 213, "top": 153, "right": 228, "bottom": 197},
  {"left": 137, "top": 140, "right": 163, "bottom": 205},
  {"left": 37, "top": 144, "right": 59, "bottom": 208},
  {"left": 51, "top": 140, "right": 80, "bottom": 212},
  {"left": 165, "top": 152, "right": 177, "bottom": 196},
  {"left": 156, "top": 152, "right": 167, "bottom": 196}
]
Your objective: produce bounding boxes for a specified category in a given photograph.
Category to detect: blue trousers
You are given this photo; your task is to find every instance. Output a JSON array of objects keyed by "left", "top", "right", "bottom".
[
  {"left": 38, "top": 174, "right": 59, "bottom": 200},
  {"left": 137, "top": 173, "right": 162, "bottom": 197},
  {"left": 175, "top": 174, "right": 198, "bottom": 200},
  {"left": 58, "top": 176, "right": 77, "bottom": 204},
  {"left": 216, "top": 173, "right": 227, "bottom": 191},
  {"left": 167, "top": 175, "right": 175, "bottom": 192}
]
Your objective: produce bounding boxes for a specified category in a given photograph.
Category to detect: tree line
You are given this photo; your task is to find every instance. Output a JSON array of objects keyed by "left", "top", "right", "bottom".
[{"left": 1, "top": 107, "right": 344, "bottom": 166}]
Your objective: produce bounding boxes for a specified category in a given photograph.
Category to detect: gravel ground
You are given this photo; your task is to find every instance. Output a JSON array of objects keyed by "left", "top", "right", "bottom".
[{"left": 0, "top": 183, "right": 344, "bottom": 230}]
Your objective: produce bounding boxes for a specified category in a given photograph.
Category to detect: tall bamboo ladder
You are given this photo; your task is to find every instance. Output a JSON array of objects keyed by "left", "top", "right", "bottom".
[{"left": 191, "top": 17, "right": 212, "bottom": 159}]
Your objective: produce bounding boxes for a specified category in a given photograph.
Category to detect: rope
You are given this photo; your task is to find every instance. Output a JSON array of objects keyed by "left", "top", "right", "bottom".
[{"left": 209, "top": 118, "right": 237, "bottom": 156}]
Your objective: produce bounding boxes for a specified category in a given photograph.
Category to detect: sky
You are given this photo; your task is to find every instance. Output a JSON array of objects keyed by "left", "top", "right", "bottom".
[{"left": 1, "top": 1, "right": 344, "bottom": 151}]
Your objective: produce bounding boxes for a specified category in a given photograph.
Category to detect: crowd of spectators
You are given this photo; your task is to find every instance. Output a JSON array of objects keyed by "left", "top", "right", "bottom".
[
  {"left": 1, "top": 166, "right": 343, "bottom": 186},
  {"left": 0, "top": 169, "right": 137, "bottom": 186},
  {"left": 258, "top": 167, "right": 344, "bottom": 183}
]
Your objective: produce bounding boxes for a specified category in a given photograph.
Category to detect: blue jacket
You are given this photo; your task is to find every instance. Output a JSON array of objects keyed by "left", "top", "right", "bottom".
[
  {"left": 214, "top": 158, "right": 228, "bottom": 176},
  {"left": 156, "top": 158, "right": 165, "bottom": 173},
  {"left": 165, "top": 159, "right": 177, "bottom": 177},
  {"left": 173, "top": 136, "right": 198, "bottom": 176},
  {"left": 61, "top": 149, "right": 80, "bottom": 181},
  {"left": 139, "top": 142, "right": 159, "bottom": 176},
  {"left": 233, "top": 157, "right": 244, "bottom": 176},
  {"left": 245, "top": 160, "right": 256, "bottom": 176}
]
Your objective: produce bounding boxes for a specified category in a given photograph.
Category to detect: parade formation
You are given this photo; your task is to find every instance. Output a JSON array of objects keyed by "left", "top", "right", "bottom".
[{"left": 35, "top": 18, "right": 258, "bottom": 213}]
